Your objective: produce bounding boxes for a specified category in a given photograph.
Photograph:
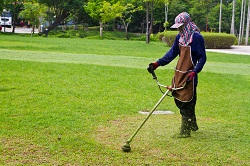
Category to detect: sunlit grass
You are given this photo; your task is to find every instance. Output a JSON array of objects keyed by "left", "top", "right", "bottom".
[{"left": 0, "top": 35, "right": 249, "bottom": 165}]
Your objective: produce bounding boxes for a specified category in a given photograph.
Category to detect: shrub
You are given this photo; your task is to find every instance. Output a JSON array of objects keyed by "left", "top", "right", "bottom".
[
  {"left": 202, "top": 32, "right": 236, "bottom": 48},
  {"left": 159, "top": 31, "right": 237, "bottom": 49},
  {"left": 79, "top": 31, "right": 87, "bottom": 38},
  {"left": 160, "top": 31, "right": 178, "bottom": 46}
]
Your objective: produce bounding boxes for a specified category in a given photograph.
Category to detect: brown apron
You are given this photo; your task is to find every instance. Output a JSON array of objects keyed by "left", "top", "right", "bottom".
[{"left": 172, "top": 45, "right": 194, "bottom": 102}]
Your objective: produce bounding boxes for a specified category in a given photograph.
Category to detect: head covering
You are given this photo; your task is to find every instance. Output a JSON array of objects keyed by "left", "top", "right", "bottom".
[{"left": 170, "top": 12, "right": 200, "bottom": 46}]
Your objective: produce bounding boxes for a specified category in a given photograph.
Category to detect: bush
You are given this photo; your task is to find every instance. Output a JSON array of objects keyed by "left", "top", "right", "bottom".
[
  {"left": 202, "top": 32, "right": 236, "bottom": 49},
  {"left": 160, "top": 31, "right": 178, "bottom": 47},
  {"left": 159, "top": 31, "right": 237, "bottom": 49}
]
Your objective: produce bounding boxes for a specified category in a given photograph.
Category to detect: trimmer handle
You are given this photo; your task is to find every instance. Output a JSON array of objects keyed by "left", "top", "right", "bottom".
[
  {"left": 147, "top": 63, "right": 157, "bottom": 80},
  {"left": 151, "top": 70, "right": 157, "bottom": 80}
]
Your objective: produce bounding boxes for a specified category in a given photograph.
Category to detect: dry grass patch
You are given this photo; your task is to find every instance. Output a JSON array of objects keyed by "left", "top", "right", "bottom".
[{"left": 0, "top": 137, "right": 58, "bottom": 165}]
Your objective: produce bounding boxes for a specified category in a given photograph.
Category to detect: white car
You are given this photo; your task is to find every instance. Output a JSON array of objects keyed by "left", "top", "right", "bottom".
[
  {"left": 0, "top": 17, "right": 12, "bottom": 28},
  {"left": 0, "top": 11, "right": 12, "bottom": 28}
]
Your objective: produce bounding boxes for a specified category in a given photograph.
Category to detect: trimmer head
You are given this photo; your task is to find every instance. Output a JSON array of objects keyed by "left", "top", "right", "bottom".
[{"left": 121, "top": 142, "right": 131, "bottom": 152}]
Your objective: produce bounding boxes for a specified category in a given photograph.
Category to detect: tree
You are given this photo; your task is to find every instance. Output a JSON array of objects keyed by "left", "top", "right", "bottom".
[
  {"left": 0, "top": 1, "right": 4, "bottom": 12},
  {"left": 164, "top": 0, "right": 170, "bottom": 24},
  {"left": 85, "top": 0, "right": 123, "bottom": 38},
  {"left": 167, "top": 0, "right": 191, "bottom": 28},
  {"left": 208, "top": 3, "right": 231, "bottom": 32},
  {"left": 38, "top": 0, "right": 85, "bottom": 36},
  {"left": 246, "top": 0, "right": 250, "bottom": 45},
  {"left": 230, "top": 0, "right": 236, "bottom": 34},
  {"left": 238, "top": 0, "right": 245, "bottom": 44},
  {"left": 219, "top": 0, "right": 223, "bottom": 33},
  {"left": 229, "top": 0, "right": 242, "bottom": 34},
  {"left": 19, "top": 1, "right": 47, "bottom": 35},
  {"left": 145, "top": 0, "right": 150, "bottom": 43},
  {"left": 189, "top": 0, "right": 217, "bottom": 32},
  {"left": 161, "top": 0, "right": 172, "bottom": 30},
  {"left": 144, "top": 0, "right": 164, "bottom": 43},
  {"left": 118, "top": 1, "right": 142, "bottom": 40}
]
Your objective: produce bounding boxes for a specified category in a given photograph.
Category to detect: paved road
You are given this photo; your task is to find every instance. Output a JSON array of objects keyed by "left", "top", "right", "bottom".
[{"left": 206, "top": 46, "right": 250, "bottom": 55}]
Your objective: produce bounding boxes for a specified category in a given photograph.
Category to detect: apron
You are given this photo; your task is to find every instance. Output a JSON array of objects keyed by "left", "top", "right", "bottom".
[{"left": 172, "top": 45, "right": 194, "bottom": 102}]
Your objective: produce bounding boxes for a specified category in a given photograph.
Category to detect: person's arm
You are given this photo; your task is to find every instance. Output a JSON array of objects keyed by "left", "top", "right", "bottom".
[
  {"left": 193, "top": 35, "right": 206, "bottom": 73},
  {"left": 156, "top": 35, "right": 180, "bottom": 66}
]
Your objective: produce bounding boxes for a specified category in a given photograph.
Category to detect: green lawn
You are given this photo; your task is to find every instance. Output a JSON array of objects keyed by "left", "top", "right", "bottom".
[{"left": 0, "top": 35, "right": 249, "bottom": 165}]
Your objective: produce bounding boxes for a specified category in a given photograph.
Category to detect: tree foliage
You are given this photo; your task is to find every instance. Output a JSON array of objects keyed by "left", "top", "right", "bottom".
[
  {"left": 19, "top": 1, "right": 47, "bottom": 34},
  {"left": 0, "top": 0, "right": 248, "bottom": 37},
  {"left": 85, "top": 0, "right": 124, "bottom": 37},
  {"left": 38, "top": 0, "right": 85, "bottom": 35}
]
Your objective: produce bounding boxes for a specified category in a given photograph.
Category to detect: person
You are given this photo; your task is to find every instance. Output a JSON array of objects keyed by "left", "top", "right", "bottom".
[{"left": 148, "top": 12, "right": 206, "bottom": 138}]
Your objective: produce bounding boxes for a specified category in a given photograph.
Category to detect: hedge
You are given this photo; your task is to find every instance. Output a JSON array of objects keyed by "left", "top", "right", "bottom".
[{"left": 158, "top": 31, "right": 237, "bottom": 49}]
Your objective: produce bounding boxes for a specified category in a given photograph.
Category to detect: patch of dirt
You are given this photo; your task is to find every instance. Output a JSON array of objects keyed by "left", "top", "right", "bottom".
[
  {"left": 94, "top": 115, "right": 178, "bottom": 153},
  {"left": 93, "top": 114, "right": 221, "bottom": 158},
  {"left": 0, "top": 137, "right": 59, "bottom": 165}
]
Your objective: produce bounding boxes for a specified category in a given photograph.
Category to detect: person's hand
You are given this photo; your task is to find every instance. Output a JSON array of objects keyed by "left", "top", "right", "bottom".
[
  {"left": 187, "top": 71, "right": 196, "bottom": 81},
  {"left": 147, "top": 62, "right": 159, "bottom": 73}
]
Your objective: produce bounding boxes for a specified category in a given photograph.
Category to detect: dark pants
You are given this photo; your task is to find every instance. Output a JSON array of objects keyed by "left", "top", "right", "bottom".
[{"left": 174, "top": 90, "right": 197, "bottom": 118}]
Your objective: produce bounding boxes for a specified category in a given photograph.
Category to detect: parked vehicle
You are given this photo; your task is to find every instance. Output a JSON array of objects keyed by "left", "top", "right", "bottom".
[{"left": 0, "top": 11, "right": 12, "bottom": 28}]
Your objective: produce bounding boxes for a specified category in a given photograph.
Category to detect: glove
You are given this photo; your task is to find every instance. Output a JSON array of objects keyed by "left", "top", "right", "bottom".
[
  {"left": 187, "top": 71, "right": 196, "bottom": 81},
  {"left": 147, "top": 62, "right": 159, "bottom": 74},
  {"left": 166, "top": 85, "right": 172, "bottom": 91}
]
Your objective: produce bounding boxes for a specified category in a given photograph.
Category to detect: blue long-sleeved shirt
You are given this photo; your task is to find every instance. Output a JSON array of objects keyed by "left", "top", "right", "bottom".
[{"left": 157, "top": 32, "right": 207, "bottom": 86}]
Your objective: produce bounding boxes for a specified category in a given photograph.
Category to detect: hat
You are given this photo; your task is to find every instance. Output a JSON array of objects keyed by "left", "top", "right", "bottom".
[{"left": 170, "top": 12, "right": 191, "bottom": 29}]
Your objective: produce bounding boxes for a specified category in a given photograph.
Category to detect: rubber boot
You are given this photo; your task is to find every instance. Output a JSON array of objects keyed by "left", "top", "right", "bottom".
[
  {"left": 190, "top": 116, "right": 199, "bottom": 131},
  {"left": 178, "top": 117, "right": 191, "bottom": 138}
]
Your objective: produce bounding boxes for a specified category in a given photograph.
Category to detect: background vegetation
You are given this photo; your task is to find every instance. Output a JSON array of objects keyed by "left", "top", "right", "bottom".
[{"left": 0, "top": 0, "right": 249, "bottom": 45}]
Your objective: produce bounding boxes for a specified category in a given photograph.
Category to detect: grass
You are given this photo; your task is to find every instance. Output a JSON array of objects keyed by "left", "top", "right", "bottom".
[{"left": 0, "top": 34, "right": 249, "bottom": 165}]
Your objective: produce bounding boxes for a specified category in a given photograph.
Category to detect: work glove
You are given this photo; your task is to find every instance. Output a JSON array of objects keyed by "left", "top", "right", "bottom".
[
  {"left": 147, "top": 62, "right": 159, "bottom": 74},
  {"left": 166, "top": 85, "right": 173, "bottom": 91},
  {"left": 187, "top": 71, "right": 196, "bottom": 81}
]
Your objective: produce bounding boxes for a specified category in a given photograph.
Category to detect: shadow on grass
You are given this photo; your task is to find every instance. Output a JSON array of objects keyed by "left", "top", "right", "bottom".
[{"left": 0, "top": 88, "right": 16, "bottom": 92}]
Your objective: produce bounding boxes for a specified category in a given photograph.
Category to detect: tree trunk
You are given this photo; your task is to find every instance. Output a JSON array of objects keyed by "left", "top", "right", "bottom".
[
  {"left": 122, "top": 19, "right": 129, "bottom": 40},
  {"left": 245, "top": 0, "right": 250, "bottom": 45},
  {"left": 149, "top": 1, "right": 154, "bottom": 35},
  {"left": 230, "top": 0, "right": 235, "bottom": 34},
  {"left": 44, "top": 22, "right": 60, "bottom": 36},
  {"left": 141, "top": 23, "right": 144, "bottom": 34},
  {"left": 11, "top": 1, "right": 17, "bottom": 33},
  {"left": 146, "top": 1, "right": 150, "bottom": 44},
  {"left": 42, "top": 11, "right": 69, "bottom": 36},
  {"left": 239, "top": 0, "right": 245, "bottom": 45},
  {"left": 206, "top": 16, "right": 208, "bottom": 32},
  {"left": 219, "top": 0, "right": 222, "bottom": 33},
  {"left": 125, "top": 25, "right": 129, "bottom": 40},
  {"left": 32, "top": 26, "right": 35, "bottom": 34},
  {"left": 100, "top": 21, "right": 103, "bottom": 38},
  {"left": 241, "top": 0, "right": 247, "bottom": 43},
  {"left": 165, "top": 3, "right": 168, "bottom": 23}
]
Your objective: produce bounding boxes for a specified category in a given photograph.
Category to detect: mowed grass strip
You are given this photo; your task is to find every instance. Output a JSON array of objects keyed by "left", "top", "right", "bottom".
[
  {"left": 0, "top": 34, "right": 250, "bottom": 64},
  {"left": 0, "top": 48, "right": 250, "bottom": 75}
]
